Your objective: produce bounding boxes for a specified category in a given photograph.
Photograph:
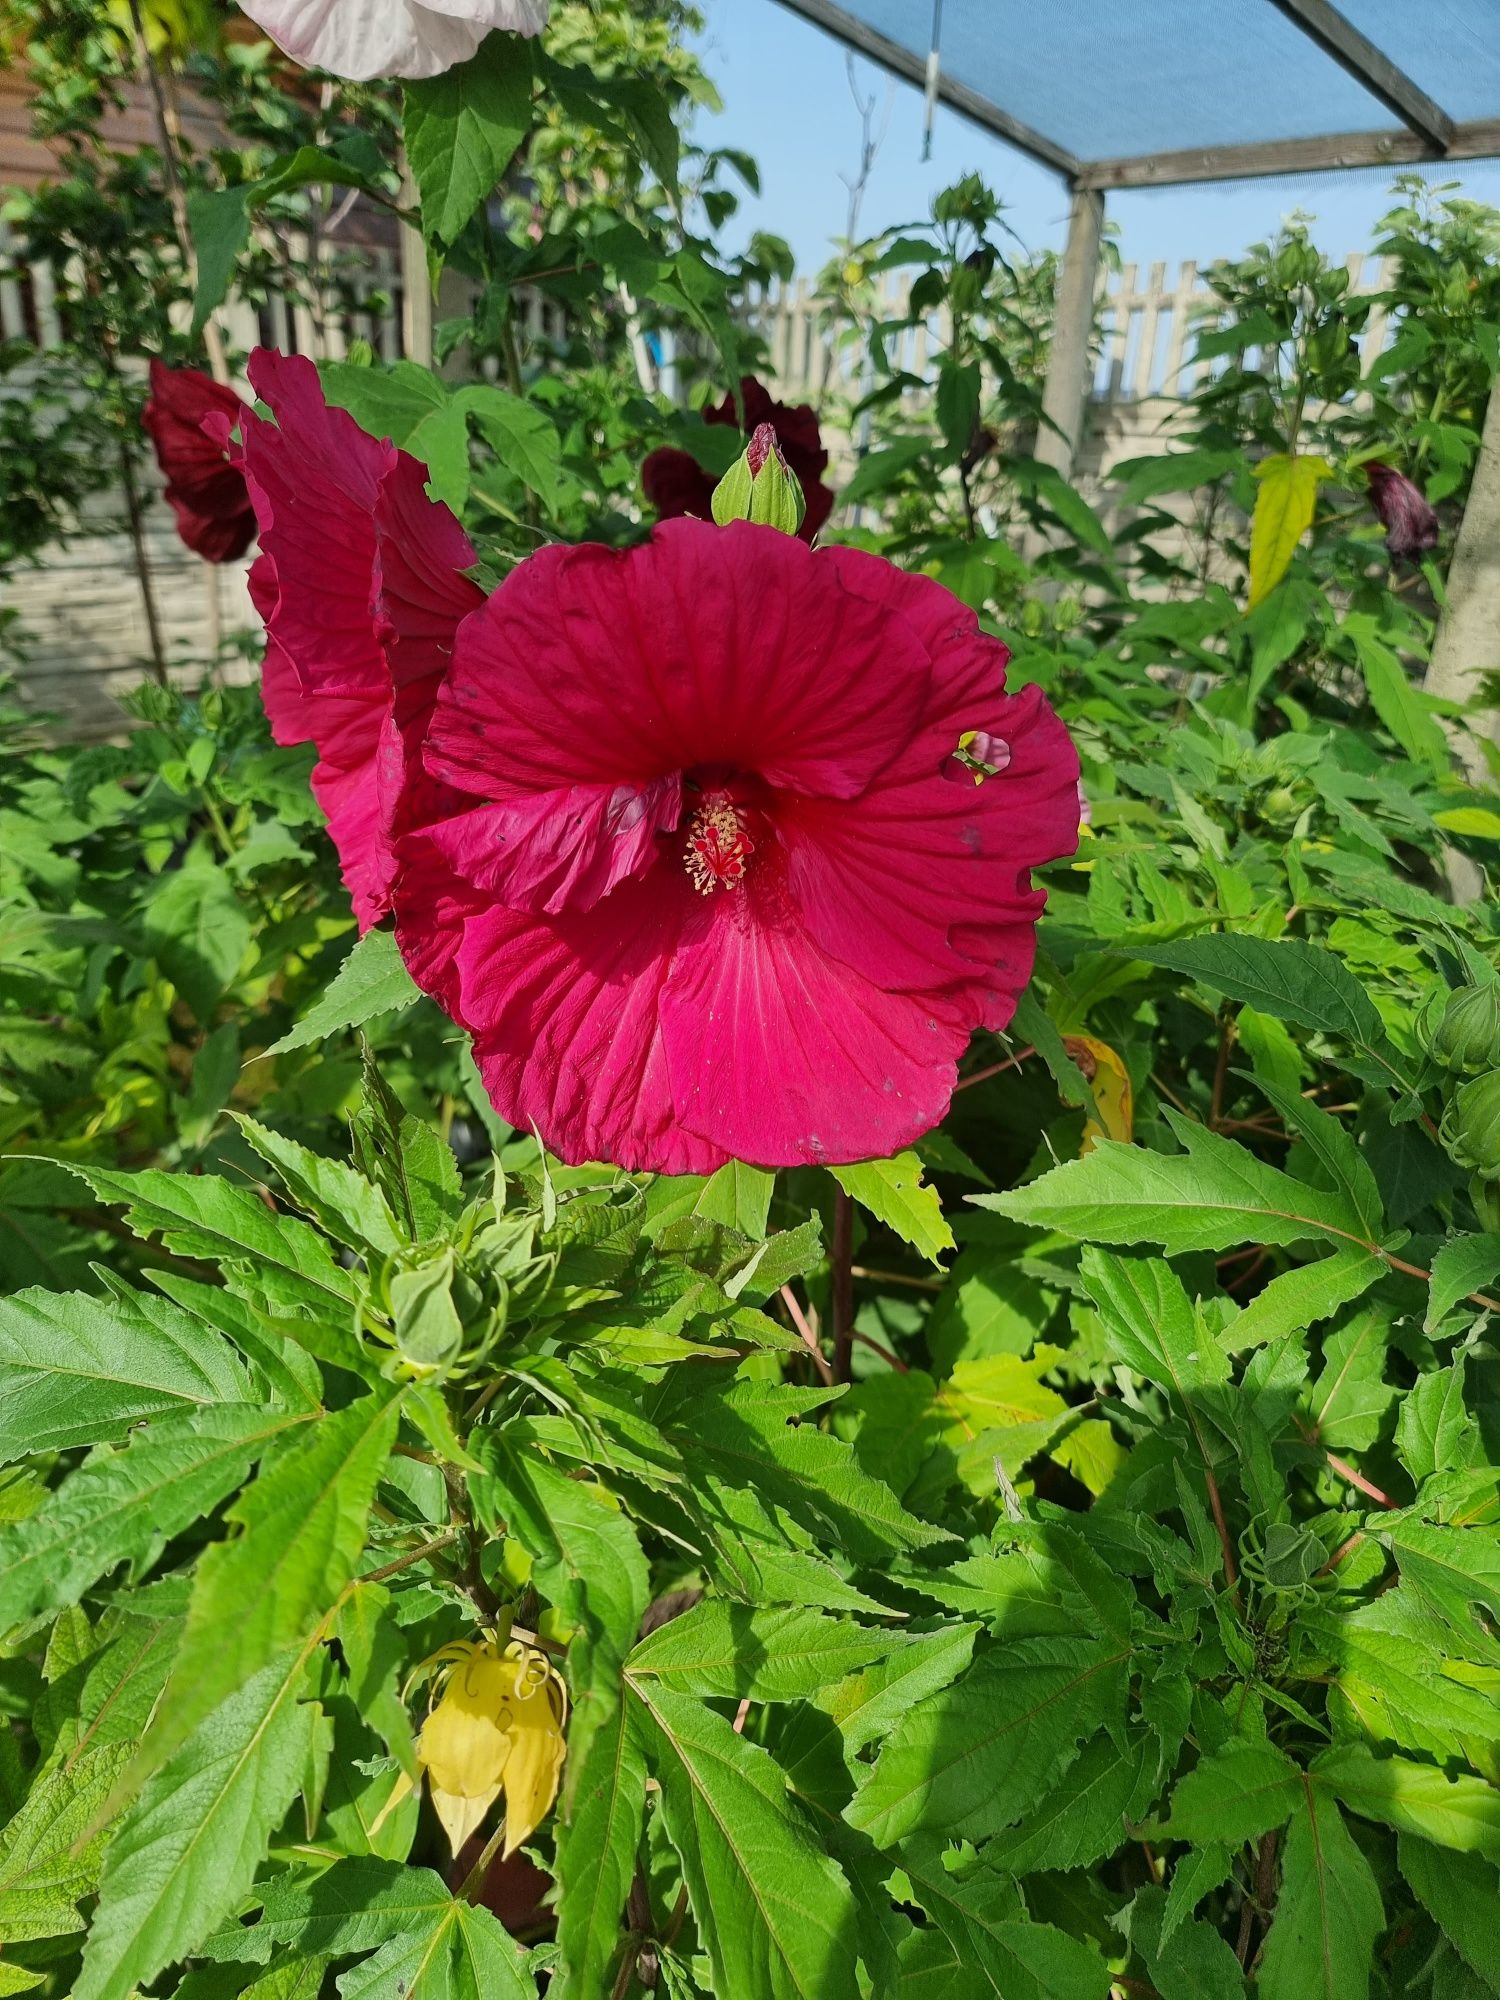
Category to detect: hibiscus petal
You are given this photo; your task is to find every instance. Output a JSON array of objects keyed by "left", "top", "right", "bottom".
[
  {"left": 420, "top": 774, "right": 683, "bottom": 915},
  {"left": 143, "top": 360, "right": 256, "bottom": 564},
  {"left": 660, "top": 870, "right": 969, "bottom": 1169},
  {"left": 426, "top": 518, "right": 930, "bottom": 807},
  {"left": 239, "top": 0, "right": 544, "bottom": 79},
  {"left": 240, "top": 351, "right": 392, "bottom": 702},
  {"left": 396, "top": 841, "right": 712, "bottom": 1172},
  {"left": 779, "top": 680, "right": 1079, "bottom": 1017},
  {"left": 240, "top": 351, "right": 480, "bottom": 928}
]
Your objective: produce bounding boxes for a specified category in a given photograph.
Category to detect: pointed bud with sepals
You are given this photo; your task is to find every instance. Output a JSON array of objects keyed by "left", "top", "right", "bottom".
[
  {"left": 1442, "top": 1068, "right": 1500, "bottom": 1182},
  {"left": 711, "top": 423, "right": 807, "bottom": 535},
  {"left": 1429, "top": 983, "right": 1500, "bottom": 1074}
]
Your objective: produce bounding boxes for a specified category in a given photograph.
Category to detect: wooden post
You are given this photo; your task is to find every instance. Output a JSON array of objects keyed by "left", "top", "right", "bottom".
[
  {"left": 1037, "top": 185, "right": 1105, "bottom": 479},
  {"left": 1425, "top": 381, "right": 1500, "bottom": 900},
  {"left": 397, "top": 146, "right": 433, "bottom": 368}
]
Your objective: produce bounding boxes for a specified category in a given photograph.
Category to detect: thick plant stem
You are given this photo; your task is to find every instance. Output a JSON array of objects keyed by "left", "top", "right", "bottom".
[
  {"left": 119, "top": 438, "right": 170, "bottom": 686},
  {"left": 830, "top": 1185, "right": 855, "bottom": 1384}
]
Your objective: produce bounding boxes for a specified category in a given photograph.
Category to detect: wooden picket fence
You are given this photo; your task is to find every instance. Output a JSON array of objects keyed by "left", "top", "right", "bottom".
[
  {"left": 736, "top": 254, "right": 1395, "bottom": 412},
  {"left": 0, "top": 236, "right": 1392, "bottom": 736}
]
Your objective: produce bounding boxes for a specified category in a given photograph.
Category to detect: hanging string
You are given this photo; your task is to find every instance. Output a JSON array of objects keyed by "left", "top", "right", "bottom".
[{"left": 922, "top": 0, "right": 944, "bottom": 161}]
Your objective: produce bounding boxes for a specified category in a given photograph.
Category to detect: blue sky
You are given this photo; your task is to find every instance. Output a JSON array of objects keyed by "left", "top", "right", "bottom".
[{"left": 688, "top": 0, "right": 1500, "bottom": 278}]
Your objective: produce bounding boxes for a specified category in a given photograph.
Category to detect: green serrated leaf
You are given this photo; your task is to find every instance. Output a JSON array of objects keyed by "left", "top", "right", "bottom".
[
  {"left": 0, "top": 1405, "right": 300, "bottom": 1632},
  {"left": 0, "top": 1744, "right": 131, "bottom": 1942},
  {"left": 627, "top": 1602, "right": 907, "bottom": 1702},
  {"left": 983, "top": 1113, "right": 1372, "bottom": 1257},
  {"left": 142, "top": 1389, "right": 399, "bottom": 1768},
  {"left": 832, "top": 1152, "right": 953, "bottom": 1265},
  {"left": 263, "top": 929, "right": 420, "bottom": 1058},
  {"left": 1258, "top": 1789, "right": 1382, "bottom": 2000},
  {"left": 63, "top": 1165, "right": 361, "bottom": 1315},
  {"left": 1398, "top": 1836, "right": 1500, "bottom": 1991},
  {"left": 551, "top": 1697, "right": 648, "bottom": 2000},
  {"left": 0, "top": 1286, "right": 255, "bottom": 1465},
  {"left": 404, "top": 37, "right": 533, "bottom": 246},
  {"left": 846, "top": 1635, "right": 1125, "bottom": 1847},
  {"left": 75, "top": 1651, "right": 317, "bottom": 2000},
  {"left": 1316, "top": 1743, "right": 1500, "bottom": 1861},
  {"left": 1427, "top": 1234, "right": 1500, "bottom": 1332},
  {"left": 1154, "top": 1740, "right": 1303, "bottom": 1846},
  {"left": 633, "top": 1683, "right": 860, "bottom": 2000}
]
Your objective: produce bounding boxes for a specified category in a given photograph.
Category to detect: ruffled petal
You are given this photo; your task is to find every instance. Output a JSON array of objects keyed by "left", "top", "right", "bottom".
[
  {"left": 240, "top": 0, "right": 545, "bottom": 79},
  {"left": 660, "top": 859, "right": 969, "bottom": 1168},
  {"left": 426, "top": 519, "right": 930, "bottom": 807},
  {"left": 420, "top": 774, "right": 683, "bottom": 915},
  {"left": 238, "top": 351, "right": 479, "bottom": 927},
  {"left": 395, "top": 841, "right": 711, "bottom": 1172}
]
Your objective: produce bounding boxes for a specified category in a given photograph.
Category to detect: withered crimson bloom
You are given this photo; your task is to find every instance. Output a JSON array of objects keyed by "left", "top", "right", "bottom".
[
  {"left": 642, "top": 376, "right": 836, "bottom": 543},
  {"left": 239, "top": 351, "right": 1080, "bottom": 1172},
  {"left": 222, "top": 350, "right": 482, "bottom": 928},
  {"left": 1365, "top": 461, "right": 1440, "bottom": 562},
  {"left": 143, "top": 360, "right": 257, "bottom": 564}
]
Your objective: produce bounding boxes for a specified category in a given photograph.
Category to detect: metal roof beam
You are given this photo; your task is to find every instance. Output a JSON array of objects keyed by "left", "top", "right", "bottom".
[
  {"left": 770, "top": 0, "right": 1080, "bottom": 181},
  {"left": 1078, "top": 118, "right": 1500, "bottom": 190},
  {"left": 1266, "top": 0, "right": 1456, "bottom": 151}
]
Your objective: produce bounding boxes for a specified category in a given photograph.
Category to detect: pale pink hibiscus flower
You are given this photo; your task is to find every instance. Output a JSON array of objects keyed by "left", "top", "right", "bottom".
[{"left": 238, "top": 0, "right": 549, "bottom": 80}]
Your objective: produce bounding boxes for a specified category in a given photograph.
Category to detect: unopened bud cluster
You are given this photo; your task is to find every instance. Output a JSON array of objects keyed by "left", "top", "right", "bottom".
[{"left": 1428, "top": 983, "right": 1500, "bottom": 1186}]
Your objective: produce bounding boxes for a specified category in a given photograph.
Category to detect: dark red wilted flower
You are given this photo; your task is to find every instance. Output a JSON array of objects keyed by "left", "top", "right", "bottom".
[
  {"left": 393, "top": 520, "right": 1080, "bottom": 1173},
  {"left": 641, "top": 376, "right": 835, "bottom": 543},
  {"left": 143, "top": 359, "right": 257, "bottom": 563},
  {"left": 1366, "top": 461, "right": 1440, "bottom": 562},
  {"left": 224, "top": 350, "right": 482, "bottom": 928}
]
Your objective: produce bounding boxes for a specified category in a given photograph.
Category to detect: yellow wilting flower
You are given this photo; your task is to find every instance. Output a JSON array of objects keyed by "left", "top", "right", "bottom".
[{"left": 404, "top": 1636, "right": 568, "bottom": 1858}]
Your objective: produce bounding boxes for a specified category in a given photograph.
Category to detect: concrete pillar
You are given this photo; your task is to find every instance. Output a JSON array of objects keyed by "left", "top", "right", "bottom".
[
  {"left": 1036, "top": 186, "right": 1105, "bottom": 480},
  {"left": 1425, "top": 380, "right": 1500, "bottom": 900}
]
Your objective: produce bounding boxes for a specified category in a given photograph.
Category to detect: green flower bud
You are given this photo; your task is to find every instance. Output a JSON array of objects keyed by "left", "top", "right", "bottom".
[
  {"left": 389, "top": 1248, "right": 465, "bottom": 1383},
  {"left": 711, "top": 422, "right": 806, "bottom": 535},
  {"left": 1442, "top": 1068, "right": 1500, "bottom": 1182},
  {"left": 1429, "top": 983, "right": 1500, "bottom": 1073}
]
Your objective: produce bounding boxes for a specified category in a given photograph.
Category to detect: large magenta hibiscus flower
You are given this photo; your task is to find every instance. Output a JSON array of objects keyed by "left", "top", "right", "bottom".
[
  {"left": 225, "top": 351, "right": 483, "bottom": 928},
  {"left": 642, "top": 377, "right": 836, "bottom": 544},
  {"left": 236, "top": 350, "right": 1078, "bottom": 1172},
  {"left": 394, "top": 522, "right": 1080, "bottom": 1172},
  {"left": 143, "top": 360, "right": 257, "bottom": 564}
]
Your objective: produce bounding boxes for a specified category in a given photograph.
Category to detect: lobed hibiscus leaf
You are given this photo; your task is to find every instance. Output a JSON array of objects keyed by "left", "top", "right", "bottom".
[
  {"left": 1257, "top": 1788, "right": 1383, "bottom": 2000},
  {"left": 845, "top": 1636, "right": 1128, "bottom": 1848},
  {"left": 551, "top": 1698, "right": 649, "bottom": 2000},
  {"left": 60, "top": 1164, "right": 363, "bottom": 1316},
  {"left": 625, "top": 1602, "right": 909, "bottom": 1703},
  {"left": 136, "top": 1388, "right": 401, "bottom": 1771},
  {"left": 983, "top": 1115, "right": 1376, "bottom": 1257},
  {"left": 632, "top": 1683, "right": 861, "bottom": 2000},
  {"left": 262, "top": 927, "right": 421, "bottom": 1058},
  {"left": 74, "top": 1652, "right": 318, "bottom": 2000},
  {"left": 403, "top": 35, "right": 535, "bottom": 248},
  {"left": 832, "top": 1151, "right": 954, "bottom": 1266},
  {"left": 0, "top": 1405, "right": 302, "bottom": 1632},
  {"left": 0, "top": 1285, "right": 256, "bottom": 1464}
]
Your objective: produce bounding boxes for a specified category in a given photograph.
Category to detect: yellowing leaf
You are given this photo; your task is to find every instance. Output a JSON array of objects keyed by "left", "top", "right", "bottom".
[
  {"left": 1248, "top": 453, "right": 1334, "bottom": 609},
  {"left": 1436, "top": 808, "right": 1500, "bottom": 840},
  {"left": 1063, "top": 1036, "right": 1133, "bottom": 1154}
]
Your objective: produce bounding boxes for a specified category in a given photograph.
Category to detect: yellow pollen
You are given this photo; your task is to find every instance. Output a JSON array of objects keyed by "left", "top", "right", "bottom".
[{"left": 685, "top": 800, "right": 754, "bottom": 894}]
